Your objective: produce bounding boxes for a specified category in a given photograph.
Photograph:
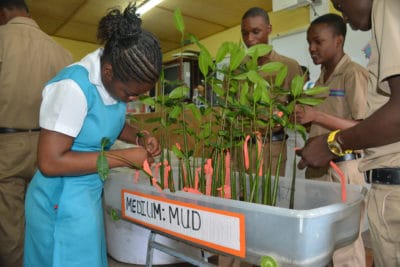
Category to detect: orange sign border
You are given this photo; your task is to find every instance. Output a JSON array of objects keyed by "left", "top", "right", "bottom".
[{"left": 121, "top": 189, "right": 246, "bottom": 258}]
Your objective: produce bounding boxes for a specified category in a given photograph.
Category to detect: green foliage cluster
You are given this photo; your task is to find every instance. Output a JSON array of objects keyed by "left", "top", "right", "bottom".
[{"left": 135, "top": 8, "right": 327, "bottom": 207}]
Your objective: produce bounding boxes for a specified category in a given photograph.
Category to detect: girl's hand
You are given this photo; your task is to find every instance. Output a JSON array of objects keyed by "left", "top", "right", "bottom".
[{"left": 145, "top": 136, "right": 161, "bottom": 157}]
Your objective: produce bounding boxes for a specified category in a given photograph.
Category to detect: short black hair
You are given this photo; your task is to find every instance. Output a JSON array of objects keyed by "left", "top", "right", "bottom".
[
  {"left": 242, "top": 7, "right": 270, "bottom": 25},
  {"left": 310, "top": 13, "right": 347, "bottom": 38},
  {"left": 0, "top": 0, "right": 29, "bottom": 12}
]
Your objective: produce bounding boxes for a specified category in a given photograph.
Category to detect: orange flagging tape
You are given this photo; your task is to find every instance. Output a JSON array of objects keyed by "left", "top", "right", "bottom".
[
  {"left": 294, "top": 147, "right": 346, "bottom": 203},
  {"left": 329, "top": 161, "right": 347, "bottom": 203}
]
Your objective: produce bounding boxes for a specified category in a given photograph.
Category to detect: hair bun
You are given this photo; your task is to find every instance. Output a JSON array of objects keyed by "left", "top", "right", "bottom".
[{"left": 97, "top": 3, "right": 142, "bottom": 43}]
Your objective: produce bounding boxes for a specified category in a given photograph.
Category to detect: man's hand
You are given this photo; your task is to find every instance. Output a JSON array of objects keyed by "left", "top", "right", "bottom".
[
  {"left": 296, "top": 134, "right": 336, "bottom": 169},
  {"left": 294, "top": 104, "right": 317, "bottom": 125}
]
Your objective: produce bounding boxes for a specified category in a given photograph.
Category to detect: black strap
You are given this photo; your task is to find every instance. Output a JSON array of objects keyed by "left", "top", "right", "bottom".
[{"left": 0, "top": 127, "right": 41, "bottom": 134}]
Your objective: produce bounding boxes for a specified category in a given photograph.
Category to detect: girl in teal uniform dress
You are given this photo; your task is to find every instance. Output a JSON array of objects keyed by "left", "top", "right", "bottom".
[{"left": 24, "top": 4, "right": 163, "bottom": 267}]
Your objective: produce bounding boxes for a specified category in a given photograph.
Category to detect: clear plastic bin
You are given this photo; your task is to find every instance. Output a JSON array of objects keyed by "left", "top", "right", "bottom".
[{"left": 103, "top": 170, "right": 366, "bottom": 267}]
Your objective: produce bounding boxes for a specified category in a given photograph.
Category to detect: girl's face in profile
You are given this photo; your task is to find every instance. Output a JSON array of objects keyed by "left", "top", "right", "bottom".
[
  {"left": 101, "top": 63, "right": 154, "bottom": 103},
  {"left": 109, "top": 78, "right": 153, "bottom": 103}
]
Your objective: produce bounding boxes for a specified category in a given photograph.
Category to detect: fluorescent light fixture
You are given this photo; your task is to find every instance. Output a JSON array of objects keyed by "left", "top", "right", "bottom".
[{"left": 137, "top": 0, "right": 164, "bottom": 15}]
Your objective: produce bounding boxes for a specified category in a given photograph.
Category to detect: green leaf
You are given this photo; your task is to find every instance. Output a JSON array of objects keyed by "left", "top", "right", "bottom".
[
  {"left": 247, "top": 70, "right": 260, "bottom": 84},
  {"left": 259, "top": 62, "right": 285, "bottom": 74},
  {"left": 302, "top": 86, "right": 329, "bottom": 96},
  {"left": 173, "top": 8, "right": 185, "bottom": 35},
  {"left": 229, "top": 49, "right": 246, "bottom": 71},
  {"left": 199, "top": 50, "right": 213, "bottom": 77},
  {"left": 232, "top": 72, "right": 248, "bottom": 80},
  {"left": 169, "top": 86, "right": 189, "bottom": 99},
  {"left": 97, "top": 152, "right": 109, "bottom": 181},
  {"left": 239, "top": 83, "right": 249, "bottom": 105},
  {"left": 110, "top": 209, "right": 120, "bottom": 221},
  {"left": 169, "top": 105, "right": 182, "bottom": 119},
  {"left": 253, "top": 83, "right": 263, "bottom": 102},
  {"left": 212, "top": 84, "right": 225, "bottom": 97},
  {"left": 215, "top": 42, "right": 230, "bottom": 63},
  {"left": 172, "top": 145, "right": 185, "bottom": 158},
  {"left": 246, "top": 44, "right": 272, "bottom": 58},
  {"left": 275, "top": 65, "right": 288, "bottom": 88},
  {"left": 260, "top": 88, "right": 271, "bottom": 104},
  {"left": 294, "top": 123, "right": 308, "bottom": 141},
  {"left": 187, "top": 103, "right": 202, "bottom": 121},
  {"left": 198, "top": 123, "right": 211, "bottom": 139},
  {"left": 139, "top": 95, "right": 155, "bottom": 106},
  {"left": 276, "top": 103, "right": 290, "bottom": 115},
  {"left": 100, "top": 137, "right": 110, "bottom": 149},
  {"left": 290, "top": 75, "right": 304, "bottom": 98},
  {"left": 272, "top": 114, "right": 286, "bottom": 127},
  {"left": 297, "top": 97, "right": 325, "bottom": 106}
]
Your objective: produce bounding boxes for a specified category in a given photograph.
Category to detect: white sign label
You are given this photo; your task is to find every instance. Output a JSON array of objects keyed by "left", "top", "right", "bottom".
[{"left": 121, "top": 190, "right": 246, "bottom": 257}]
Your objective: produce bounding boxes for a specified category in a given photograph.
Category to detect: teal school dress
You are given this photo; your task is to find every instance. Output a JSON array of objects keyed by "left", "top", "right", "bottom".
[{"left": 24, "top": 64, "right": 126, "bottom": 267}]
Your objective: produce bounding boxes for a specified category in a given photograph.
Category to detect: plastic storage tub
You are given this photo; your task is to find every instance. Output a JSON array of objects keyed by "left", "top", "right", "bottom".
[{"left": 103, "top": 170, "right": 366, "bottom": 267}]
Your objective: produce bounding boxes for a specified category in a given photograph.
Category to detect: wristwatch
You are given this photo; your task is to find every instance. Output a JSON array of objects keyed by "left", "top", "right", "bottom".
[{"left": 327, "top": 130, "right": 353, "bottom": 157}]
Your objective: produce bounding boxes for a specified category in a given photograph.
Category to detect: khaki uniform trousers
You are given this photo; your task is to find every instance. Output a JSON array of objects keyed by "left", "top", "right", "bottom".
[
  {"left": 0, "top": 132, "right": 39, "bottom": 267},
  {"left": 367, "top": 184, "right": 400, "bottom": 267},
  {"left": 316, "top": 159, "right": 367, "bottom": 267}
]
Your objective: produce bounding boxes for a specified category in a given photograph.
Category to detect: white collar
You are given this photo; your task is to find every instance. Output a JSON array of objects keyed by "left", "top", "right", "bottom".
[{"left": 75, "top": 48, "right": 118, "bottom": 105}]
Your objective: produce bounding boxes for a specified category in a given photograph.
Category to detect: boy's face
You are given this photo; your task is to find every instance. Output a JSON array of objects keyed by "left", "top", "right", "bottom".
[
  {"left": 241, "top": 16, "right": 272, "bottom": 48},
  {"left": 307, "top": 23, "right": 343, "bottom": 66},
  {"left": 331, "top": 0, "right": 372, "bottom": 31}
]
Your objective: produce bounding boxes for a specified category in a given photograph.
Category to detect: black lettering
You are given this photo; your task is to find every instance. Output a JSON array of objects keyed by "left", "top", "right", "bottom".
[
  {"left": 181, "top": 209, "right": 190, "bottom": 229},
  {"left": 138, "top": 200, "right": 146, "bottom": 216},
  {"left": 169, "top": 206, "right": 179, "bottom": 225},
  {"left": 191, "top": 210, "right": 201, "bottom": 231},
  {"left": 153, "top": 203, "right": 162, "bottom": 220},
  {"left": 146, "top": 201, "right": 153, "bottom": 218},
  {"left": 126, "top": 197, "right": 136, "bottom": 214}
]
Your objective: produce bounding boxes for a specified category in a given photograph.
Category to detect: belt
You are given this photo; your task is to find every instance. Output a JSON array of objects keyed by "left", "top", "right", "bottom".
[
  {"left": 270, "top": 129, "right": 287, "bottom": 142},
  {"left": 0, "top": 127, "right": 41, "bottom": 134},
  {"left": 333, "top": 152, "right": 359, "bottom": 163},
  {"left": 365, "top": 168, "right": 400, "bottom": 185}
]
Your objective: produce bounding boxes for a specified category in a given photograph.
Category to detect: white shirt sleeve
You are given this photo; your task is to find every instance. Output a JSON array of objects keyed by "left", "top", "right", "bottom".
[{"left": 39, "top": 79, "right": 87, "bottom": 137}]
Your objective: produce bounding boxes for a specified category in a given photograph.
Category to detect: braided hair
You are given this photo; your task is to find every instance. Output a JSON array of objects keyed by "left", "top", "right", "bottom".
[{"left": 97, "top": 3, "right": 162, "bottom": 84}]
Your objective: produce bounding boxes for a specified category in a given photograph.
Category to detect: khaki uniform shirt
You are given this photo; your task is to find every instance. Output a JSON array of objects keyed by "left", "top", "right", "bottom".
[
  {"left": 310, "top": 54, "right": 368, "bottom": 137},
  {"left": 0, "top": 17, "right": 72, "bottom": 129},
  {"left": 259, "top": 49, "right": 303, "bottom": 90},
  {"left": 306, "top": 54, "right": 368, "bottom": 178},
  {"left": 358, "top": 0, "right": 400, "bottom": 171}
]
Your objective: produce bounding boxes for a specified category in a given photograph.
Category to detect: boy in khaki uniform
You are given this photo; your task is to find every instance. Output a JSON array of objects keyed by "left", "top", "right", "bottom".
[
  {"left": 0, "top": 1, "right": 72, "bottom": 266},
  {"left": 218, "top": 6, "right": 302, "bottom": 267},
  {"left": 295, "top": 14, "right": 368, "bottom": 266},
  {"left": 297, "top": 1, "right": 400, "bottom": 266},
  {"left": 240, "top": 6, "right": 303, "bottom": 178}
]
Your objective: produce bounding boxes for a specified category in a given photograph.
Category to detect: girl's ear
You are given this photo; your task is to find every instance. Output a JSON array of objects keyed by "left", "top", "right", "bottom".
[{"left": 102, "top": 63, "right": 113, "bottom": 82}]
